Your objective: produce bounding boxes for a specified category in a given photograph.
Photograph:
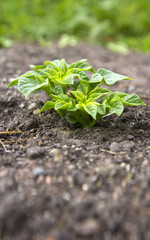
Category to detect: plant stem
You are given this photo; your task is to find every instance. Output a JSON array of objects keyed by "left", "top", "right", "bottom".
[{"left": 90, "top": 114, "right": 102, "bottom": 127}]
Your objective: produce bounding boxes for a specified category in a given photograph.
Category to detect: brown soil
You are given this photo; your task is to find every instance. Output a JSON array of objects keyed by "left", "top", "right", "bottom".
[{"left": 0, "top": 43, "right": 150, "bottom": 240}]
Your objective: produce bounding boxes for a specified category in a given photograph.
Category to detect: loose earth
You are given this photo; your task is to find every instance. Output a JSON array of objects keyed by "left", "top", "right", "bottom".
[{"left": 0, "top": 43, "right": 150, "bottom": 240}]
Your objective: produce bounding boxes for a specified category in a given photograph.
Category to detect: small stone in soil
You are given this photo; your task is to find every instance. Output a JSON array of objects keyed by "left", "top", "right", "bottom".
[
  {"left": 0, "top": 127, "right": 5, "bottom": 132},
  {"left": 19, "top": 103, "right": 25, "bottom": 108},
  {"left": 33, "top": 167, "right": 45, "bottom": 178},
  {"left": 7, "top": 122, "right": 17, "bottom": 130},
  {"left": 45, "top": 176, "right": 52, "bottom": 184},
  {"left": 74, "top": 218, "right": 99, "bottom": 236},
  {"left": 27, "top": 146, "right": 46, "bottom": 159},
  {"left": 50, "top": 148, "right": 63, "bottom": 162},
  {"left": 62, "top": 192, "right": 71, "bottom": 201},
  {"left": 109, "top": 142, "right": 120, "bottom": 152},
  {"left": 127, "top": 135, "right": 134, "bottom": 140},
  {"left": 82, "top": 183, "right": 89, "bottom": 191},
  {"left": 120, "top": 140, "right": 135, "bottom": 151},
  {"left": 24, "top": 117, "right": 39, "bottom": 130},
  {"left": 28, "top": 102, "right": 37, "bottom": 110},
  {"left": 120, "top": 162, "right": 126, "bottom": 168},
  {"left": 145, "top": 150, "right": 150, "bottom": 154}
]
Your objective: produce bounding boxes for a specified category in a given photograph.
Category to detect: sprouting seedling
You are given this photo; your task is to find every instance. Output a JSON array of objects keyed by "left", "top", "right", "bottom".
[{"left": 8, "top": 59, "right": 145, "bottom": 129}]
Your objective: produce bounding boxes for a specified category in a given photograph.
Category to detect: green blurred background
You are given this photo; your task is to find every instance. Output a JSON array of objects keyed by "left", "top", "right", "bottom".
[{"left": 0, "top": 0, "right": 150, "bottom": 52}]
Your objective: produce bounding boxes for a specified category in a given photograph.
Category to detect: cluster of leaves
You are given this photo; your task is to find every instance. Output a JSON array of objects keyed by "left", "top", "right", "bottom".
[{"left": 8, "top": 59, "right": 145, "bottom": 128}]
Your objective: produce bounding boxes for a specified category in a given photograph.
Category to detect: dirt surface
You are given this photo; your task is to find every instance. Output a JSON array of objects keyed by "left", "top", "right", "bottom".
[{"left": 0, "top": 43, "right": 150, "bottom": 240}]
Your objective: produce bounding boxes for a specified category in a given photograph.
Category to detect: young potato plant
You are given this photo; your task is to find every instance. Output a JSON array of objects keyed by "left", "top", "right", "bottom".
[{"left": 8, "top": 59, "right": 145, "bottom": 128}]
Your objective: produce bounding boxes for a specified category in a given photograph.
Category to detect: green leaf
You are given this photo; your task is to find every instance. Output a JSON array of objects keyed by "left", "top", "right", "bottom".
[
  {"left": 38, "top": 101, "right": 55, "bottom": 113},
  {"left": 76, "top": 103, "right": 83, "bottom": 110},
  {"left": 83, "top": 103, "right": 97, "bottom": 119},
  {"left": 49, "top": 94, "right": 62, "bottom": 101},
  {"left": 97, "top": 68, "right": 112, "bottom": 76},
  {"left": 60, "top": 94, "right": 71, "bottom": 102},
  {"left": 33, "top": 65, "right": 46, "bottom": 70},
  {"left": 77, "top": 84, "right": 89, "bottom": 95},
  {"left": 66, "top": 113, "right": 78, "bottom": 124},
  {"left": 108, "top": 100, "right": 124, "bottom": 116},
  {"left": 40, "top": 68, "right": 59, "bottom": 78},
  {"left": 88, "top": 73, "right": 104, "bottom": 83},
  {"left": 97, "top": 68, "right": 131, "bottom": 85},
  {"left": 63, "top": 74, "right": 74, "bottom": 84},
  {"left": 8, "top": 70, "right": 44, "bottom": 88},
  {"left": 97, "top": 105, "right": 107, "bottom": 115},
  {"left": 70, "top": 90, "right": 86, "bottom": 102},
  {"left": 44, "top": 60, "right": 64, "bottom": 74},
  {"left": 68, "top": 104, "right": 77, "bottom": 112},
  {"left": 44, "top": 59, "right": 68, "bottom": 74},
  {"left": 104, "top": 91, "right": 126, "bottom": 103},
  {"left": 68, "top": 69, "right": 89, "bottom": 81},
  {"left": 88, "top": 88, "right": 111, "bottom": 101},
  {"left": 52, "top": 59, "right": 68, "bottom": 72},
  {"left": 54, "top": 101, "right": 71, "bottom": 111},
  {"left": 51, "top": 85, "right": 64, "bottom": 94},
  {"left": 121, "top": 93, "right": 145, "bottom": 106},
  {"left": 61, "top": 59, "right": 68, "bottom": 72},
  {"left": 23, "top": 70, "right": 47, "bottom": 79},
  {"left": 18, "top": 76, "right": 49, "bottom": 97},
  {"left": 68, "top": 59, "right": 94, "bottom": 72},
  {"left": 105, "top": 92, "right": 145, "bottom": 106},
  {"left": 50, "top": 93, "right": 71, "bottom": 102},
  {"left": 113, "top": 91, "right": 127, "bottom": 99},
  {"left": 8, "top": 79, "right": 18, "bottom": 87}
]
